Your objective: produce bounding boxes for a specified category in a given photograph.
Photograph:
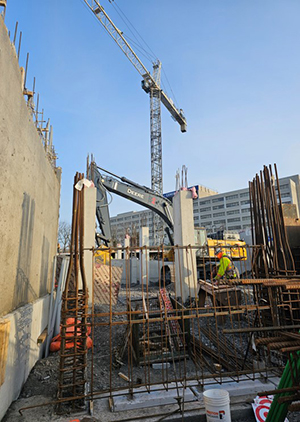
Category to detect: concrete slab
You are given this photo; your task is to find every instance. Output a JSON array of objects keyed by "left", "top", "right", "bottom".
[
  {"left": 111, "top": 382, "right": 196, "bottom": 412},
  {"left": 201, "top": 378, "right": 279, "bottom": 397}
]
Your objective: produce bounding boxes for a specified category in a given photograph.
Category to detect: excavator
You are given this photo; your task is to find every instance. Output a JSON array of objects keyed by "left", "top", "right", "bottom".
[{"left": 87, "top": 160, "right": 247, "bottom": 278}]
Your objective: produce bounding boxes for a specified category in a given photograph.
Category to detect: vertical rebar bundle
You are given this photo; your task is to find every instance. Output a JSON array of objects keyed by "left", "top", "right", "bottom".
[
  {"left": 58, "top": 173, "right": 89, "bottom": 408},
  {"left": 249, "top": 164, "right": 295, "bottom": 278}
]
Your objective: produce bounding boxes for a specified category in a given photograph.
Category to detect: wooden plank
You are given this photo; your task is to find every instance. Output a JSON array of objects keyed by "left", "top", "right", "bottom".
[
  {"left": 0, "top": 319, "right": 10, "bottom": 386},
  {"left": 37, "top": 327, "right": 48, "bottom": 344}
]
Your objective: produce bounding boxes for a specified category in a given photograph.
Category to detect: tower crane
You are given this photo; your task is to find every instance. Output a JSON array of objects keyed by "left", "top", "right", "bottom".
[{"left": 83, "top": 0, "right": 187, "bottom": 244}]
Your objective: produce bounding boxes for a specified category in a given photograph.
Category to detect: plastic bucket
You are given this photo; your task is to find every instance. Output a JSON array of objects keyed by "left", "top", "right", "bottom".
[{"left": 203, "top": 389, "right": 231, "bottom": 422}]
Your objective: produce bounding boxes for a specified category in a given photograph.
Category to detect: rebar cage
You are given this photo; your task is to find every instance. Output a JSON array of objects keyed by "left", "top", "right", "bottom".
[{"left": 81, "top": 243, "right": 300, "bottom": 407}]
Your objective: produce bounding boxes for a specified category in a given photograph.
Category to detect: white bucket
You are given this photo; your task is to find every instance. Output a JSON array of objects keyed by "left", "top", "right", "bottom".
[{"left": 203, "top": 389, "right": 231, "bottom": 422}]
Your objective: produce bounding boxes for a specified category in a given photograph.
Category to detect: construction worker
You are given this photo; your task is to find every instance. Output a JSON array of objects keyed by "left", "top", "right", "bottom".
[{"left": 213, "top": 248, "right": 239, "bottom": 284}]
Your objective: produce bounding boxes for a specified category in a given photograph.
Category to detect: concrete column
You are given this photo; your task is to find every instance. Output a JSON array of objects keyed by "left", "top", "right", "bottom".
[
  {"left": 173, "top": 190, "right": 197, "bottom": 303},
  {"left": 123, "top": 236, "right": 131, "bottom": 284},
  {"left": 83, "top": 186, "right": 96, "bottom": 307},
  {"left": 116, "top": 243, "right": 122, "bottom": 259},
  {"left": 139, "top": 226, "right": 149, "bottom": 285},
  {"left": 124, "top": 236, "right": 130, "bottom": 248}
]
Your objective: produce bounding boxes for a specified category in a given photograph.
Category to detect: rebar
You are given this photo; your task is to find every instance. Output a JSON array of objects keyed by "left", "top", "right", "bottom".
[
  {"left": 57, "top": 173, "right": 89, "bottom": 410},
  {"left": 249, "top": 164, "right": 296, "bottom": 278}
]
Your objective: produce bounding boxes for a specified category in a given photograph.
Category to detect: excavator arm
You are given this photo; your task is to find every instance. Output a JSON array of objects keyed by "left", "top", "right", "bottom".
[{"left": 88, "top": 161, "right": 174, "bottom": 246}]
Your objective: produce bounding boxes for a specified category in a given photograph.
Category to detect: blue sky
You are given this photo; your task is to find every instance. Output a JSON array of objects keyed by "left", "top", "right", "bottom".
[{"left": 4, "top": 0, "right": 300, "bottom": 222}]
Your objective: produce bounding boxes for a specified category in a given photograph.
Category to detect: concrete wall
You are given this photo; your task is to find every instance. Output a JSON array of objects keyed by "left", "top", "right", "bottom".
[
  {"left": 113, "top": 258, "right": 168, "bottom": 285},
  {"left": 0, "top": 16, "right": 61, "bottom": 417},
  {"left": 0, "top": 296, "right": 50, "bottom": 421},
  {"left": 0, "top": 16, "right": 61, "bottom": 317}
]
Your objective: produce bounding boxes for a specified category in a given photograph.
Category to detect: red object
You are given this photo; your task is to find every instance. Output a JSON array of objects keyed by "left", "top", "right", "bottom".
[{"left": 50, "top": 318, "right": 92, "bottom": 352}]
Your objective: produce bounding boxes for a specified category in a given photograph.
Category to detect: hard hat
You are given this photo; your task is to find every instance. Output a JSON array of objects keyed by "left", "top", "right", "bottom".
[{"left": 215, "top": 247, "right": 223, "bottom": 259}]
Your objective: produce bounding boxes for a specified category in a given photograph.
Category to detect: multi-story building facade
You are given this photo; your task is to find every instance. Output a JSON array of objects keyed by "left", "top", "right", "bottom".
[{"left": 110, "top": 175, "right": 300, "bottom": 245}]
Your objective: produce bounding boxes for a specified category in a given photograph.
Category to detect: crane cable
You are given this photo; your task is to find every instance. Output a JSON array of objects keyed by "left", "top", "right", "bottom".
[
  {"left": 80, "top": 0, "right": 156, "bottom": 63},
  {"left": 112, "top": 0, "right": 179, "bottom": 107},
  {"left": 111, "top": 0, "right": 158, "bottom": 62},
  {"left": 81, "top": 0, "right": 179, "bottom": 108}
]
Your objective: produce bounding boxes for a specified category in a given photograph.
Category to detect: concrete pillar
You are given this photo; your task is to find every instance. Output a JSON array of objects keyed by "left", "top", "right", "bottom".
[
  {"left": 130, "top": 257, "right": 138, "bottom": 285},
  {"left": 116, "top": 243, "right": 122, "bottom": 259},
  {"left": 83, "top": 186, "right": 96, "bottom": 307},
  {"left": 173, "top": 190, "right": 197, "bottom": 303},
  {"left": 123, "top": 236, "right": 131, "bottom": 284},
  {"left": 124, "top": 236, "right": 130, "bottom": 248},
  {"left": 139, "top": 226, "right": 149, "bottom": 285}
]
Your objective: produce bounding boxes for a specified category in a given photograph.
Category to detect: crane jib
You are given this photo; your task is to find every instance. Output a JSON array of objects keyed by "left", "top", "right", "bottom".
[{"left": 83, "top": 0, "right": 187, "bottom": 133}]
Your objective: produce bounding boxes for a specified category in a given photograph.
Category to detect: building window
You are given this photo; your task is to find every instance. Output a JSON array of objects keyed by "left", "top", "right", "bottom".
[
  {"left": 228, "top": 217, "right": 241, "bottom": 223},
  {"left": 227, "top": 210, "right": 240, "bottom": 215},
  {"left": 229, "top": 225, "right": 242, "bottom": 230},
  {"left": 241, "top": 200, "right": 250, "bottom": 205},
  {"left": 226, "top": 194, "right": 238, "bottom": 200},
  {"left": 279, "top": 183, "right": 289, "bottom": 190},
  {"left": 241, "top": 208, "right": 250, "bottom": 214},
  {"left": 281, "top": 193, "right": 290, "bottom": 198},
  {"left": 194, "top": 216, "right": 199, "bottom": 221},
  {"left": 201, "top": 214, "right": 212, "bottom": 219},
  {"left": 240, "top": 192, "right": 249, "bottom": 198},
  {"left": 226, "top": 201, "right": 239, "bottom": 208},
  {"left": 213, "top": 212, "right": 225, "bottom": 217},
  {"left": 200, "top": 206, "right": 211, "bottom": 212},
  {"left": 242, "top": 216, "right": 251, "bottom": 221},
  {"left": 214, "top": 219, "right": 226, "bottom": 224},
  {"left": 242, "top": 224, "right": 251, "bottom": 229},
  {"left": 212, "top": 197, "right": 224, "bottom": 203},
  {"left": 200, "top": 200, "right": 211, "bottom": 205},
  {"left": 212, "top": 205, "right": 224, "bottom": 210}
]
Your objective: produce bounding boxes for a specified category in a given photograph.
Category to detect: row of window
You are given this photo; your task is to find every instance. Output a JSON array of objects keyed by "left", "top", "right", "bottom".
[
  {"left": 198, "top": 189, "right": 290, "bottom": 210},
  {"left": 199, "top": 192, "right": 250, "bottom": 207},
  {"left": 200, "top": 209, "right": 251, "bottom": 220},
  {"left": 196, "top": 199, "right": 250, "bottom": 212},
  {"left": 201, "top": 223, "right": 250, "bottom": 230}
]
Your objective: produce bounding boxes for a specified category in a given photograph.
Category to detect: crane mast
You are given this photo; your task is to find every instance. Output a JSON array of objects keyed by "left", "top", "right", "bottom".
[{"left": 83, "top": 0, "right": 187, "bottom": 244}]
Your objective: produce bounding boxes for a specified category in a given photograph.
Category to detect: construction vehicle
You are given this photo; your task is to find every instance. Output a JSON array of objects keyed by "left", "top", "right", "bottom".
[
  {"left": 87, "top": 160, "right": 174, "bottom": 247},
  {"left": 87, "top": 160, "right": 247, "bottom": 280}
]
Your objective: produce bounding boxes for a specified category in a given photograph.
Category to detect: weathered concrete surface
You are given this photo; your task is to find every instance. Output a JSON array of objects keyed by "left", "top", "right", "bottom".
[
  {"left": 83, "top": 186, "right": 96, "bottom": 306},
  {"left": 0, "top": 15, "right": 61, "bottom": 419},
  {"left": 0, "top": 296, "right": 50, "bottom": 421},
  {"left": 139, "top": 226, "right": 149, "bottom": 285},
  {"left": 0, "top": 16, "right": 61, "bottom": 316},
  {"left": 173, "top": 190, "right": 197, "bottom": 302}
]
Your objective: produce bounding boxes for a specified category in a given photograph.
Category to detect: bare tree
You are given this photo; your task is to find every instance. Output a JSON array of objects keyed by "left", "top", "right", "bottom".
[{"left": 58, "top": 221, "right": 71, "bottom": 252}]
